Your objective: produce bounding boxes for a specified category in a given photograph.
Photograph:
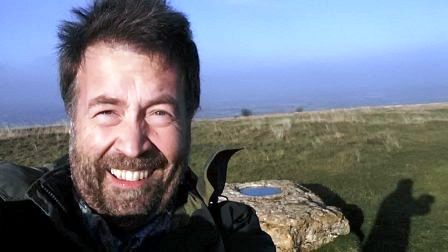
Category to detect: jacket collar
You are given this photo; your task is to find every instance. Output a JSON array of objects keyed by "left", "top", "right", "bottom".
[
  {"left": 24, "top": 158, "right": 224, "bottom": 251},
  {"left": 25, "top": 163, "right": 95, "bottom": 250}
]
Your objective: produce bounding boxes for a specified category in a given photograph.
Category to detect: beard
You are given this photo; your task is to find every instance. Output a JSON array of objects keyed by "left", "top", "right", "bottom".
[{"left": 70, "top": 144, "right": 185, "bottom": 230}]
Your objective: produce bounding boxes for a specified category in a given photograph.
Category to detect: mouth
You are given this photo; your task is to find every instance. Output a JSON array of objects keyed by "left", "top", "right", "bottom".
[{"left": 110, "top": 168, "right": 151, "bottom": 181}]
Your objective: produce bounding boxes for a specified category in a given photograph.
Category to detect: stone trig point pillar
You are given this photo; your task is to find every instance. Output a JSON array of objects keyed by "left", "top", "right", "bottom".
[{"left": 223, "top": 180, "right": 350, "bottom": 251}]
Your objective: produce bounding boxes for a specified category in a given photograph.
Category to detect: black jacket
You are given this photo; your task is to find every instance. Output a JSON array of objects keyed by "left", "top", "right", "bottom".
[{"left": 0, "top": 151, "right": 275, "bottom": 251}]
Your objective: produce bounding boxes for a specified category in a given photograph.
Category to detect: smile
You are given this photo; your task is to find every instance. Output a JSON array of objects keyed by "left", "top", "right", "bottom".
[{"left": 110, "top": 168, "right": 150, "bottom": 181}]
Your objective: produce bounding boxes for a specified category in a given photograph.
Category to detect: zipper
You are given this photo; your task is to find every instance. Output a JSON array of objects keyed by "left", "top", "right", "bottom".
[{"left": 40, "top": 183, "right": 67, "bottom": 213}]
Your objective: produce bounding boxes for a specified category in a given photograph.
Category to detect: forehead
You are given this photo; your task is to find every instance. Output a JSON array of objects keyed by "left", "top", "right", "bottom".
[
  {"left": 80, "top": 42, "right": 174, "bottom": 74},
  {"left": 75, "top": 42, "right": 181, "bottom": 98},
  {"left": 70, "top": 43, "right": 185, "bottom": 117}
]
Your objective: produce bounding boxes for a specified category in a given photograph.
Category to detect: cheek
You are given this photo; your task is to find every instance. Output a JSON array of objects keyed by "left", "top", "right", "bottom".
[
  {"left": 149, "top": 126, "right": 183, "bottom": 163},
  {"left": 75, "top": 122, "right": 116, "bottom": 156}
]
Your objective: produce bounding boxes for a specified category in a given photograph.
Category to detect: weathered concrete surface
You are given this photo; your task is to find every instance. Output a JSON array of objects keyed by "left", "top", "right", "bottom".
[{"left": 222, "top": 180, "right": 350, "bottom": 251}]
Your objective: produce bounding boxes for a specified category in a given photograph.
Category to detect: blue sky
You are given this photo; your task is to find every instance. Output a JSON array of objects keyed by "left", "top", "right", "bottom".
[
  {"left": 1, "top": 0, "right": 447, "bottom": 66},
  {"left": 174, "top": 0, "right": 448, "bottom": 64},
  {"left": 1, "top": 0, "right": 447, "bottom": 124}
]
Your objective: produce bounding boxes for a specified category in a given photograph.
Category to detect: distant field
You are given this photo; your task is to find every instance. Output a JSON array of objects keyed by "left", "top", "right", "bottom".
[{"left": 1, "top": 103, "right": 448, "bottom": 251}]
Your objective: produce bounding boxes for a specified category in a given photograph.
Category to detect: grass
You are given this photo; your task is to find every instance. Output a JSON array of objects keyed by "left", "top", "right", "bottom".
[{"left": 1, "top": 103, "right": 448, "bottom": 251}]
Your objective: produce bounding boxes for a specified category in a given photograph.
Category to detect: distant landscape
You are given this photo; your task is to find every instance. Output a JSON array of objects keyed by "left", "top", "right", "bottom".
[
  {"left": 2, "top": 44, "right": 448, "bottom": 126},
  {"left": 1, "top": 103, "right": 447, "bottom": 251},
  {"left": 1, "top": 79, "right": 448, "bottom": 126}
]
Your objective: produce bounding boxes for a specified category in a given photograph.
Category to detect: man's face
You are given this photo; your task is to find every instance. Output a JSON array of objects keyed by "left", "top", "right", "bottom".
[{"left": 70, "top": 42, "right": 189, "bottom": 221}]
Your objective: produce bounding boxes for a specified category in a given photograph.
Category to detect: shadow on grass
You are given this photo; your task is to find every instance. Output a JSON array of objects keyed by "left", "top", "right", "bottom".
[
  {"left": 302, "top": 183, "right": 365, "bottom": 243},
  {"left": 362, "top": 179, "right": 435, "bottom": 252}
]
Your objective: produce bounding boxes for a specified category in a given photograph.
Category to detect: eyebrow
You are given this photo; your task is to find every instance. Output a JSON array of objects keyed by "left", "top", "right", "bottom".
[
  {"left": 88, "top": 95, "right": 126, "bottom": 109},
  {"left": 145, "top": 95, "right": 178, "bottom": 109},
  {"left": 87, "top": 94, "right": 179, "bottom": 110}
]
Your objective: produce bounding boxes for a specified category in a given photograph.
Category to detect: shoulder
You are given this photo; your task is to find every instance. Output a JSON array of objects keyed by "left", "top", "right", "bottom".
[
  {"left": 209, "top": 201, "right": 276, "bottom": 252},
  {"left": 0, "top": 161, "right": 47, "bottom": 201}
]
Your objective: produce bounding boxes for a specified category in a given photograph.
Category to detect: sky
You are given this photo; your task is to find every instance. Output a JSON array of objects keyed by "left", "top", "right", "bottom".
[{"left": 0, "top": 0, "right": 447, "bottom": 124}]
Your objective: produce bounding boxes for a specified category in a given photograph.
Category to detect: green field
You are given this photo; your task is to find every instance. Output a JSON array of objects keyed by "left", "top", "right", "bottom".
[{"left": 1, "top": 103, "right": 448, "bottom": 251}]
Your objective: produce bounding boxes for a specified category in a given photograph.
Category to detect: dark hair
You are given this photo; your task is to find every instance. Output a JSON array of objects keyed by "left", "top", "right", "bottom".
[{"left": 58, "top": 0, "right": 200, "bottom": 119}]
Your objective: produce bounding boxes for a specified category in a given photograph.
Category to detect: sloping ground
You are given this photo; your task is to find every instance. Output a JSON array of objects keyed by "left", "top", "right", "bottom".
[
  {"left": 191, "top": 103, "right": 448, "bottom": 251},
  {"left": 1, "top": 102, "right": 448, "bottom": 250}
]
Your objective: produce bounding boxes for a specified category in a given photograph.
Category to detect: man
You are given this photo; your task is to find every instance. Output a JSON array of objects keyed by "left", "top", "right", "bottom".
[{"left": 0, "top": 0, "right": 274, "bottom": 251}]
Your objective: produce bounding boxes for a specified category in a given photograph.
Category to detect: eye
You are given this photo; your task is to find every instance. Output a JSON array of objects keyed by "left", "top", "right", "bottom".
[
  {"left": 154, "top": 110, "right": 169, "bottom": 116},
  {"left": 147, "top": 110, "right": 175, "bottom": 127},
  {"left": 97, "top": 110, "right": 114, "bottom": 116},
  {"left": 94, "top": 110, "right": 120, "bottom": 125}
]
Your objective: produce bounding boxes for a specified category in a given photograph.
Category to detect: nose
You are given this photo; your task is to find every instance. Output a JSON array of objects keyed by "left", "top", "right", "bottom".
[{"left": 115, "top": 120, "right": 151, "bottom": 158}]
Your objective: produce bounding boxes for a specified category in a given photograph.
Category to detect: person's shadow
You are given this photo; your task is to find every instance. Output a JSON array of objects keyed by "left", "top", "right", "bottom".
[
  {"left": 362, "top": 179, "right": 435, "bottom": 252},
  {"left": 302, "top": 184, "right": 366, "bottom": 243}
]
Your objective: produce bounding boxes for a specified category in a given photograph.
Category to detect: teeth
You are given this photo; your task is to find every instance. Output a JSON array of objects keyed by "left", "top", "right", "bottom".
[
  {"left": 125, "top": 171, "right": 133, "bottom": 181},
  {"left": 110, "top": 169, "right": 150, "bottom": 181},
  {"left": 132, "top": 171, "right": 139, "bottom": 181}
]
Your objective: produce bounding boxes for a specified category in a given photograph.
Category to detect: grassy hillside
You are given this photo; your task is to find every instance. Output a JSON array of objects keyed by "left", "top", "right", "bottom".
[{"left": 1, "top": 103, "right": 448, "bottom": 251}]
